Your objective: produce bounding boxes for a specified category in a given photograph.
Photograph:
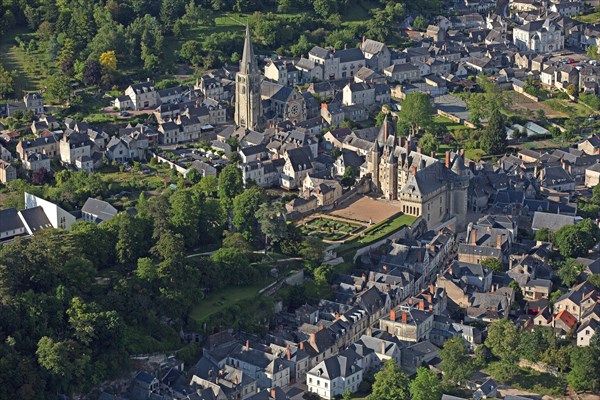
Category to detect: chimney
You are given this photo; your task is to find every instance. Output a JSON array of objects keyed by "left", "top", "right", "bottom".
[
  {"left": 335, "top": 312, "right": 340, "bottom": 320},
  {"left": 419, "top": 300, "right": 425, "bottom": 310},
  {"left": 405, "top": 136, "right": 410, "bottom": 156},
  {"left": 390, "top": 309, "right": 396, "bottom": 321},
  {"left": 271, "top": 389, "right": 276, "bottom": 399},
  {"left": 381, "top": 340, "right": 386, "bottom": 354},
  {"left": 309, "top": 333, "right": 316, "bottom": 344},
  {"left": 246, "top": 340, "right": 250, "bottom": 350},
  {"left": 383, "top": 265, "right": 388, "bottom": 273},
  {"left": 445, "top": 151, "right": 451, "bottom": 168},
  {"left": 319, "top": 324, "right": 324, "bottom": 331},
  {"left": 401, "top": 311, "right": 407, "bottom": 323},
  {"left": 429, "top": 305, "right": 433, "bottom": 312},
  {"left": 299, "top": 342, "right": 304, "bottom": 350},
  {"left": 286, "top": 347, "right": 291, "bottom": 360},
  {"left": 410, "top": 165, "right": 417, "bottom": 175},
  {"left": 496, "top": 234, "right": 502, "bottom": 249},
  {"left": 431, "top": 151, "right": 436, "bottom": 158},
  {"left": 362, "top": 36, "right": 366, "bottom": 45},
  {"left": 460, "top": 148, "right": 465, "bottom": 157},
  {"left": 429, "top": 283, "right": 435, "bottom": 294},
  {"left": 470, "top": 229, "right": 477, "bottom": 245}
]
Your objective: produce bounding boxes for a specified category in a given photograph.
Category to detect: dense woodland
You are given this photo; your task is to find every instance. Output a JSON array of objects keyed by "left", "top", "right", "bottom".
[
  {"left": 0, "top": 0, "right": 442, "bottom": 98},
  {"left": 0, "top": 165, "right": 324, "bottom": 398}
]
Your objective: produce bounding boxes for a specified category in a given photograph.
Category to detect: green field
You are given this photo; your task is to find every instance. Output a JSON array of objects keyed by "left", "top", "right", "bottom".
[
  {"left": 335, "top": 213, "right": 417, "bottom": 256},
  {"left": 189, "top": 280, "right": 273, "bottom": 323},
  {"left": 574, "top": 10, "right": 600, "bottom": 24}
]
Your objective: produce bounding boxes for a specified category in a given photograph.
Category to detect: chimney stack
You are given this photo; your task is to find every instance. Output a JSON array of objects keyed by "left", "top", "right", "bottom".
[
  {"left": 445, "top": 151, "right": 451, "bottom": 168},
  {"left": 299, "top": 342, "right": 304, "bottom": 350},
  {"left": 319, "top": 324, "right": 324, "bottom": 331},
  {"left": 410, "top": 165, "right": 417, "bottom": 175},
  {"left": 431, "top": 151, "right": 436, "bottom": 158},
  {"left": 402, "top": 311, "right": 407, "bottom": 323},
  {"left": 496, "top": 234, "right": 503, "bottom": 249},
  {"left": 383, "top": 265, "right": 388, "bottom": 273},
  {"left": 286, "top": 346, "right": 291, "bottom": 360},
  {"left": 381, "top": 340, "right": 386, "bottom": 354},
  {"left": 310, "top": 333, "right": 316, "bottom": 344},
  {"left": 470, "top": 229, "right": 477, "bottom": 245},
  {"left": 429, "top": 283, "right": 435, "bottom": 294},
  {"left": 419, "top": 300, "right": 425, "bottom": 310},
  {"left": 271, "top": 389, "right": 277, "bottom": 399},
  {"left": 246, "top": 340, "right": 249, "bottom": 350},
  {"left": 460, "top": 148, "right": 465, "bottom": 157},
  {"left": 390, "top": 309, "right": 396, "bottom": 321}
]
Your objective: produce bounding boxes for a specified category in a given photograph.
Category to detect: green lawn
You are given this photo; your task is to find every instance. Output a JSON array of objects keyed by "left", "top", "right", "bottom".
[
  {"left": 574, "top": 10, "right": 600, "bottom": 24},
  {"left": 434, "top": 116, "right": 471, "bottom": 132},
  {"left": 335, "top": 213, "right": 417, "bottom": 256},
  {"left": 189, "top": 280, "right": 273, "bottom": 323},
  {"left": 0, "top": 27, "right": 48, "bottom": 96},
  {"left": 465, "top": 148, "right": 486, "bottom": 161}
]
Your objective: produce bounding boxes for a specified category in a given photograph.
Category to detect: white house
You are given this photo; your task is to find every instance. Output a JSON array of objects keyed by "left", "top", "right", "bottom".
[
  {"left": 306, "top": 353, "right": 363, "bottom": 400},
  {"left": 513, "top": 19, "right": 564, "bottom": 52}
]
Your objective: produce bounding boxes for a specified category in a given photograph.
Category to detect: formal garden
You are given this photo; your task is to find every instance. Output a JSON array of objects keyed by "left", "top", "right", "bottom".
[{"left": 301, "top": 216, "right": 365, "bottom": 241}]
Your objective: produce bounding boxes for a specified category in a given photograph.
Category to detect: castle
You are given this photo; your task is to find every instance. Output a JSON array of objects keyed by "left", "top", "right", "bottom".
[{"left": 363, "top": 117, "right": 469, "bottom": 229}]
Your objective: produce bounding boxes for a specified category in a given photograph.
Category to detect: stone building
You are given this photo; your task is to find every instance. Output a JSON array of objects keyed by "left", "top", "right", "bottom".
[
  {"left": 364, "top": 117, "right": 469, "bottom": 229},
  {"left": 235, "top": 25, "right": 262, "bottom": 130}
]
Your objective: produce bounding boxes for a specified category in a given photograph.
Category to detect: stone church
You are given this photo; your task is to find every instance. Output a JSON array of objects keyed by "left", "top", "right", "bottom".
[
  {"left": 235, "top": 25, "right": 263, "bottom": 130},
  {"left": 363, "top": 117, "right": 469, "bottom": 229},
  {"left": 235, "top": 26, "right": 306, "bottom": 130}
]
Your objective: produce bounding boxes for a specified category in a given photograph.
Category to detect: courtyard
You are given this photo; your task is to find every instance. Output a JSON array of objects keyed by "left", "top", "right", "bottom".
[{"left": 330, "top": 195, "right": 403, "bottom": 223}]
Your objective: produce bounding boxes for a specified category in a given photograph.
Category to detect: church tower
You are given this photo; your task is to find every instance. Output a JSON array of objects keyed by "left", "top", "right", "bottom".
[{"left": 235, "top": 25, "right": 262, "bottom": 130}]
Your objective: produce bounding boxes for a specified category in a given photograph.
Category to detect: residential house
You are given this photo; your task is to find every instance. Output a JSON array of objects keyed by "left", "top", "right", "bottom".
[
  {"left": 384, "top": 63, "right": 420, "bottom": 83},
  {"left": 308, "top": 46, "right": 366, "bottom": 80},
  {"left": 379, "top": 307, "right": 434, "bottom": 342},
  {"left": 59, "top": 131, "right": 93, "bottom": 171},
  {"left": 17, "top": 135, "right": 59, "bottom": 159},
  {"left": 342, "top": 83, "right": 375, "bottom": 107},
  {"left": 0, "top": 160, "right": 16, "bottom": 184},
  {"left": 523, "top": 279, "right": 553, "bottom": 300},
  {"left": 124, "top": 82, "right": 159, "bottom": 110},
  {"left": 361, "top": 39, "right": 391, "bottom": 71},
  {"left": 554, "top": 281, "right": 598, "bottom": 321},
  {"left": 577, "top": 318, "right": 599, "bottom": 346},
  {"left": 513, "top": 19, "right": 564, "bottom": 52},
  {"left": 281, "top": 147, "right": 314, "bottom": 190},
  {"left": 306, "top": 352, "right": 363, "bottom": 399},
  {"left": 0, "top": 207, "right": 26, "bottom": 241},
  {"left": 81, "top": 198, "right": 118, "bottom": 223},
  {"left": 23, "top": 92, "right": 44, "bottom": 115}
]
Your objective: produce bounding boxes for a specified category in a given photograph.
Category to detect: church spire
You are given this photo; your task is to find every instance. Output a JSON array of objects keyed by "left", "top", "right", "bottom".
[{"left": 240, "top": 24, "right": 258, "bottom": 75}]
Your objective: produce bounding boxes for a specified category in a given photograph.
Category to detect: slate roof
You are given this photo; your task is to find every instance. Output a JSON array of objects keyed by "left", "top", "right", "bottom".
[
  {"left": 81, "top": 198, "right": 118, "bottom": 221},
  {"left": 308, "top": 352, "right": 362, "bottom": 379},
  {"left": 531, "top": 211, "right": 575, "bottom": 232},
  {"left": 361, "top": 39, "right": 386, "bottom": 55},
  {"left": 285, "top": 147, "right": 313, "bottom": 172},
  {"left": 0, "top": 207, "right": 24, "bottom": 233},
  {"left": 19, "top": 206, "right": 52, "bottom": 233}
]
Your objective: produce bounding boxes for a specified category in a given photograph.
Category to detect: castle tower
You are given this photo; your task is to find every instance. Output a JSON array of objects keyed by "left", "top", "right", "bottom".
[{"left": 235, "top": 25, "right": 262, "bottom": 130}]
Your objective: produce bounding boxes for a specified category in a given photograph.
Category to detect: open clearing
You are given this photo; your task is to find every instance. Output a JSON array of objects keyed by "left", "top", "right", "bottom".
[{"left": 330, "top": 195, "right": 403, "bottom": 223}]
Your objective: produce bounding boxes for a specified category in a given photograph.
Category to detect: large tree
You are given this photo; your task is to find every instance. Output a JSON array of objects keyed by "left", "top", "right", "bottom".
[
  {"left": 485, "top": 319, "right": 519, "bottom": 362},
  {"left": 45, "top": 74, "right": 71, "bottom": 104},
  {"left": 568, "top": 346, "right": 600, "bottom": 392},
  {"left": 480, "top": 108, "right": 507, "bottom": 155},
  {"left": 439, "top": 336, "right": 473, "bottom": 384},
  {"left": 369, "top": 359, "right": 410, "bottom": 400},
  {"left": 232, "top": 186, "right": 266, "bottom": 242},
  {"left": 410, "top": 367, "right": 442, "bottom": 400},
  {"left": 257, "top": 202, "right": 288, "bottom": 249},
  {"left": 218, "top": 164, "right": 244, "bottom": 208},
  {"left": 398, "top": 92, "right": 434, "bottom": 136}
]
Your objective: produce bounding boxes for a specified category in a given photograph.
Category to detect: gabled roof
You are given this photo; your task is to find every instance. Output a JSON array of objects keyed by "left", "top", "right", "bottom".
[
  {"left": 0, "top": 207, "right": 25, "bottom": 233},
  {"left": 554, "top": 309, "right": 577, "bottom": 329},
  {"left": 81, "top": 198, "right": 118, "bottom": 221}
]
